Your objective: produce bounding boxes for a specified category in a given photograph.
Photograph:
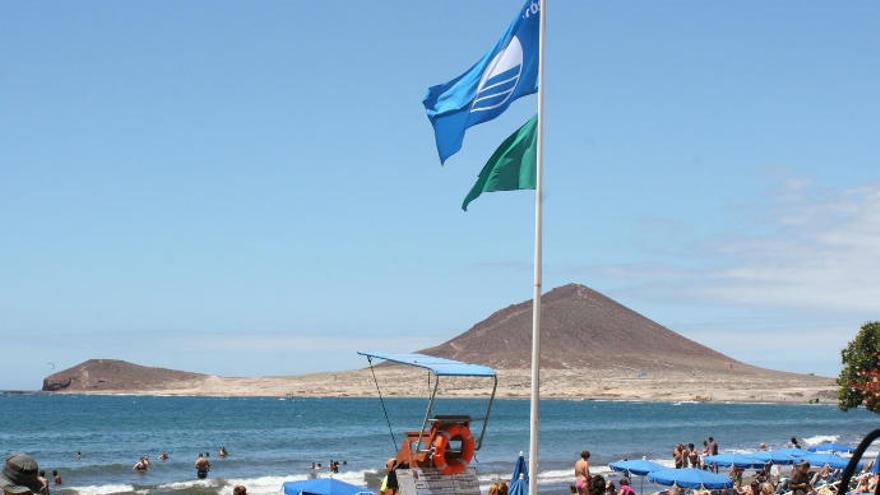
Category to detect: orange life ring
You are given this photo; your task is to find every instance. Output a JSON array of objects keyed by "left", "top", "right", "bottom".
[{"left": 431, "top": 424, "right": 476, "bottom": 475}]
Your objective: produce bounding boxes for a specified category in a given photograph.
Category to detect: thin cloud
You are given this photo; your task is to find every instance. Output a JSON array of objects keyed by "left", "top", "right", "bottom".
[{"left": 582, "top": 179, "right": 880, "bottom": 314}]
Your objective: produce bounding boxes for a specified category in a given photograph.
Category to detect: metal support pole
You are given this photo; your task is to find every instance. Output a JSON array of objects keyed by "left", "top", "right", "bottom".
[{"left": 528, "top": 1, "right": 546, "bottom": 494}]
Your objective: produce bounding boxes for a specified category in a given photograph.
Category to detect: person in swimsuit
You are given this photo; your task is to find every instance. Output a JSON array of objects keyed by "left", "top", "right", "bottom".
[
  {"left": 575, "top": 451, "right": 591, "bottom": 495},
  {"left": 380, "top": 458, "right": 399, "bottom": 495},
  {"left": 688, "top": 443, "right": 700, "bottom": 468},
  {"left": 37, "top": 470, "right": 49, "bottom": 494},
  {"left": 195, "top": 453, "right": 211, "bottom": 479},
  {"left": 708, "top": 437, "right": 719, "bottom": 472},
  {"left": 618, "top": 478, "right": 636, "bottom": 495},
  {"left": 219, "top": 447, "right": 228, "bottom": 458},
  {"left": 133, "top": 458, "right": 148, "bottom": 472},
  {"left": 789, "top": 460, "right": 812, "bottom": 495},
  {"left": 52, "top": 470, "right": 62, "bottom": 486}
]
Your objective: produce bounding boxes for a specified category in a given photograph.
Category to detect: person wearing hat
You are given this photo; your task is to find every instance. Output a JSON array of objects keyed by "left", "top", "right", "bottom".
[{"left": 0, "top": 453, "right": 46, "bottom": 495}]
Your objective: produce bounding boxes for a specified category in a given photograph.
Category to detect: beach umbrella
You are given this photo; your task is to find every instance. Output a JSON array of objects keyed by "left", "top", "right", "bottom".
[
  {"left": 282, "top": 478, "right": 372, "bottom": 495},
  {"left": 647, "top": 468, "right": 734, "bottom": 489},
  {"left": 609, "top": 459, "right": 667, "bottom": 477},
  {"left": 808, "top": 442, "right": 854, "bottom": 454},
  {"left": 509, "top": 453, "right": 529, "bottom": 495},
  {"left": 609, "top": 459, "right": 666, "bottom": 495},
  {"left": 703, "top": 454, "right": 767, "bottom": 469},
  {"left": 871, "top": 458, "right": 880, "bottom": 475},
  {"left": 800, "top": 453, "right": 861, "bottom": 471},
  {"left": 773, "top": 448, "right": 809, "bottom": 458},
  {"left": 752, "top": 449, "right": 807, "bottom": 465}
]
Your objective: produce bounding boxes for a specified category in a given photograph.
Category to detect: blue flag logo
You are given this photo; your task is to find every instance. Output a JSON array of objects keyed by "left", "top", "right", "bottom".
[{"left": 423, "top": 0, "right": 540, "bottom": 163}]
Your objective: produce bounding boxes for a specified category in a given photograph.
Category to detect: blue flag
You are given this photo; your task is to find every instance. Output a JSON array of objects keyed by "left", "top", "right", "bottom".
[{"left": 423, "top": 0, "right": 540, "bottom": 163}]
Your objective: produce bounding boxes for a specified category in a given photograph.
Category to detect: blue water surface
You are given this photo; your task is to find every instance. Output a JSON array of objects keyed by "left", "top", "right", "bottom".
[{"left": 0, "top": 395, "right": 875, "bottom": 494}]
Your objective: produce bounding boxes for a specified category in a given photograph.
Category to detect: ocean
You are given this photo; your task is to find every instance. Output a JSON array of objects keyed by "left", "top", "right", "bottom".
[{"left": 1, "top": 394, "right": 876, "bottom": 495}]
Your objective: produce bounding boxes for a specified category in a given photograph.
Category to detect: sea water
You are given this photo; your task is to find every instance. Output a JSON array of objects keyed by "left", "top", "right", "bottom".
[{"left": 1, "top": 394, "right": 876, "bottom": 495}]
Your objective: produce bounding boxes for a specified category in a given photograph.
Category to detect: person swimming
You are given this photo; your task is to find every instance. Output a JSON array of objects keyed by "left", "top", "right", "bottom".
[
  {"left": 219, "top": 447, "right": 228, "bottom": 458},
  {"left": 133, "top": 457, "right": 149, "bottom": 472}
]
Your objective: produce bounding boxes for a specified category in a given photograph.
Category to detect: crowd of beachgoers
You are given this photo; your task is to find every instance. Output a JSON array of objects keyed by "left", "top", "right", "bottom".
[
  {"left": 3, "top": 435, "right": 878, "bottom": 495},
  {"left": 565, "top": 437, "right": 877, "bottom": 495}
]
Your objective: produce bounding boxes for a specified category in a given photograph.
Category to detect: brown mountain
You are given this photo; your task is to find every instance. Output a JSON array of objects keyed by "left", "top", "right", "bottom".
[
  {"left": 42, "top": 359, "right": 205, "bottom": 392},
  {"left": 41, "top": 284, "right": 833, "bottom": 401},
  {"left": 420, "top": 283, "right": 769, "bottom": 375}
]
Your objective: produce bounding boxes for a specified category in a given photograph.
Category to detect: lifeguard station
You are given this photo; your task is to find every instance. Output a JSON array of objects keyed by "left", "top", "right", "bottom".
[{"left": 357, "top": 352, "right": 497, "bottom": 495}]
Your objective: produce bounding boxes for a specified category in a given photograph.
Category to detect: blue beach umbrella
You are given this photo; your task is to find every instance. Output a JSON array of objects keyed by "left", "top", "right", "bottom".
[
  {"left": 282, "top": 478, "right": 372, "bottom": 495},
  {"left": 609, "top": 459, "right": 667, "bottom": 477},
  {"left": 871, "top": 458, "right": 880, "bottom": 475},
  {"left": 800, "top": 453, "right": 861, "bottom": 471},
  {"left": 648, "top": 468, "right": 734, "bottom": 489},
  {"left": 510, "top": 453, "right": 529, "bottom": 495},
  {"left": 752, "top": 449, "right": 807, "bottom": 465},
  {"left": 609, "top": 459, "right": 666, "bottom": 494},
  {"left": 808, "top": 442, "right": 854, "bottom": 454},
  {"left": 703, "top": 454, "right": 767, "bottom": 469}
]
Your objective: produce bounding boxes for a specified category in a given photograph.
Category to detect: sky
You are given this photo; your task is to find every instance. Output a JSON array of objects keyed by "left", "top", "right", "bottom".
[{"left": 1, "top": 1, "right": 878, "bottom": 390}]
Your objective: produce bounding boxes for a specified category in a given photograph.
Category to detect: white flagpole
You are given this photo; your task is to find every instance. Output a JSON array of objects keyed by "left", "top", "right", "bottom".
[{"left": 528, "top": 1, "right": 546, "bottom": 495}]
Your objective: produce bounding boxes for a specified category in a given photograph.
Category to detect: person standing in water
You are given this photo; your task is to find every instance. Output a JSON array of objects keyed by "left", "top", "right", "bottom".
[
  {"left": 195, "top": 453, "right": 211, "bottom": 479},
  {"left": 37, "top": 470, "right": 49, "bottom": 494},
  {"left": 575, "top": 451, "right": 591, "bottom": 495},
  {"left": 219, "top": 447, "right": 228, "bottom": 458}
]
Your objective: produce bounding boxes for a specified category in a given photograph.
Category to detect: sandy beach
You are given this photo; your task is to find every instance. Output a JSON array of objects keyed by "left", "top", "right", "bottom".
[{"left": 46, "top": 366, "right": 835, "bottom": 403}]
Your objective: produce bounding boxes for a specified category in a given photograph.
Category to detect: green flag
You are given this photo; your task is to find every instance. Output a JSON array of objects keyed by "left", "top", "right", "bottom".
[{"left": 462, "top": 114, "right": 538, "bottom": 211}]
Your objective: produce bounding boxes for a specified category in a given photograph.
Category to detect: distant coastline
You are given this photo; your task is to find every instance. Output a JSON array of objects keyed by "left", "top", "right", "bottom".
[
  {"left": 37, "top": 365, "right": 836, "bottom": 403},
  {"left": 36, "top": 285, "right": 840, "bottom": 403},
  {"left": 31, "top": 390, "right": 838, "bottom": 405}
]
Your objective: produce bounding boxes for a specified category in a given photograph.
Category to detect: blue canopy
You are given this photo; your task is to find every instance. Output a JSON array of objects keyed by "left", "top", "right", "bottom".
[
  {"left": 703, "top": 454, "right": 767, "bottom": 469},
  {"left": 800, "top": 453, "right": 861, "bottom": 471},
  {"left": 772, "top": 448, "right": 809, "bottom": 457},
  {"left": 648, "top": 468, "right": 733, "bottom": 489},
  {"left": 871, "top": 459, "right": 880, "bottom": 475},
  {"left": 509, "top": 454, "right": 529, "bottom": 495},
  {"left": 357, "top": 352, "right": 496, "bottom": 377},
  {"left": 282, "top": 478, "right": 372, "bottom": 495},
  {"left": 808, "top": 442, "right": 854, "bottom": 454},
  {"left": 752, "top": 449, "right": 807, "bottom": 465},
  {"left": 609, "top": 459, "right": 667, "bottom": 476}
]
